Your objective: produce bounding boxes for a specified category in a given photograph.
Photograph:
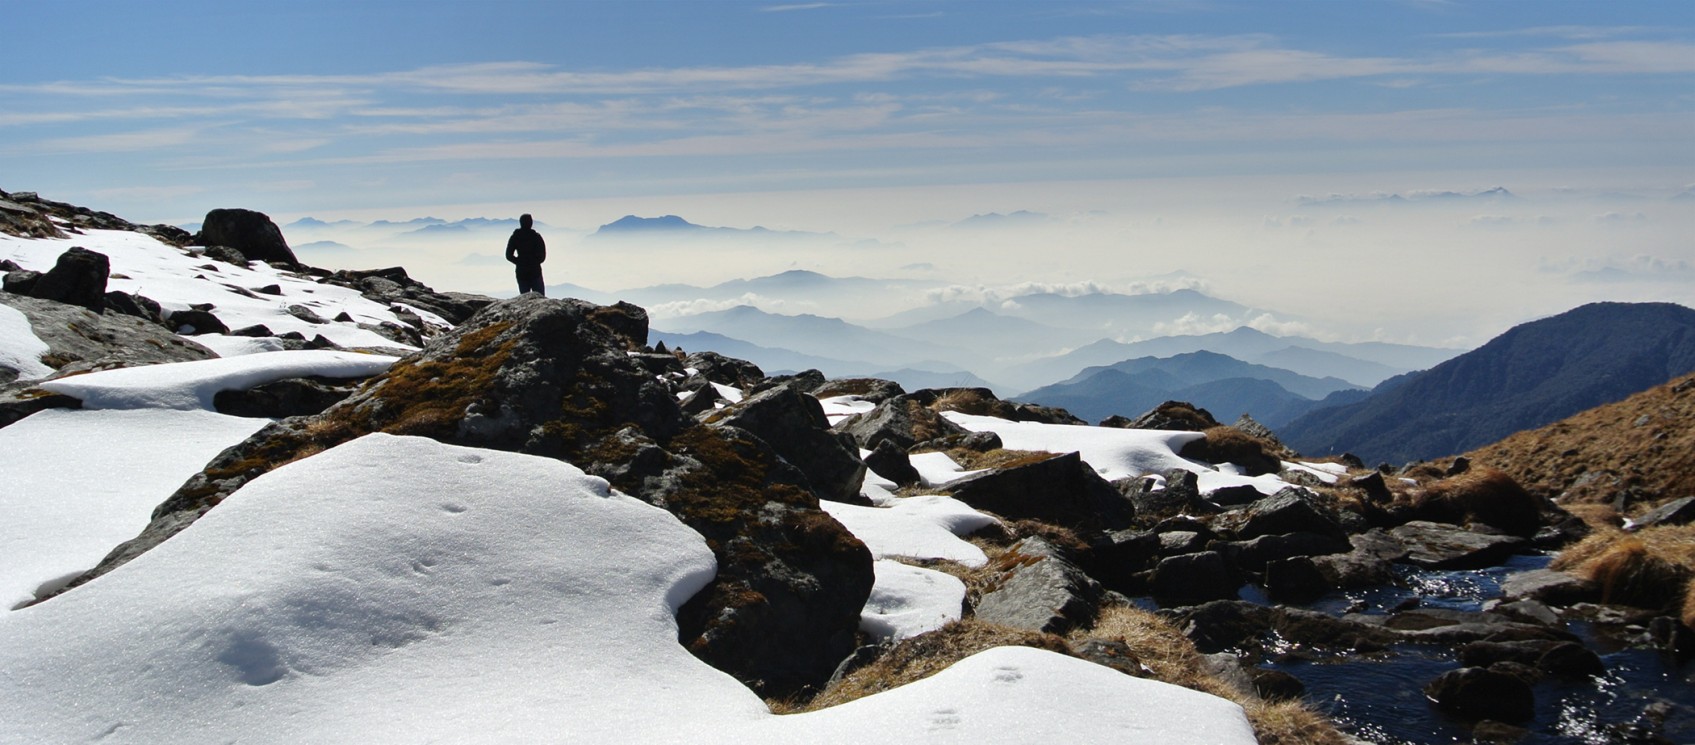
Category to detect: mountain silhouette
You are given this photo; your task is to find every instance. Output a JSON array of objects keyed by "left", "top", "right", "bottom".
[{"left": 1280, "top": 302, "right": 1695, "bottom": 463}]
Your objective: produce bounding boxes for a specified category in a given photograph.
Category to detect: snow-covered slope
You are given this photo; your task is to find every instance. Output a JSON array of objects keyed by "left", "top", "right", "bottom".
[
  {"left": 0, "top": 433, "right": 1255, "bottom": 744},
  {"left": 1, "top": 228, "right": 442, "bottom": 353}
]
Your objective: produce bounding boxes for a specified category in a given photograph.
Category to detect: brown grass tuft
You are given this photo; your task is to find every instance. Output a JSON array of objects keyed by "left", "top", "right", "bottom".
[
  {"left": 1243, "top": 699, "right": 1356, "bottom": 745},
  {"left": 1554, "top": 524, "right": 1695, "bottom": 610},
  {"left": 1407, "top": 468, "right": 1544, "bottom": 537},
  {"left": 934, "top": 447, "right": 1058, "bottom": 472},
  {"left": 793, "top": 619, "right": 1070, "bottom": 712},
  {"left": 1178, "top": 426, "right": 1282, "bottom": 476}
]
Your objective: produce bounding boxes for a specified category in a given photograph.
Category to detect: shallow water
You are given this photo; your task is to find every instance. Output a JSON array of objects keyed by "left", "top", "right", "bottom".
[{"left": 1250, "top": 555, "right": 1695, "bottom": 744}]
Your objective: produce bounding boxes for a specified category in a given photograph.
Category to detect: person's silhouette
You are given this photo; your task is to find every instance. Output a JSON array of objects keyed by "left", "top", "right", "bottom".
[{"left": 505, "top": 214, "right": 547, "bottom": 295}]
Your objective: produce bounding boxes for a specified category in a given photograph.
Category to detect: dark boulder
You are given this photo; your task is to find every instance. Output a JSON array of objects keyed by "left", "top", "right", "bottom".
[
  {"left": 1425, "top": 667, "right": 1535, "bottom": 723},
  {"left": 1264, "top": 556, "right": 1331, "bottom": 603},
  {"left": 1310, "top": 528, "right": 1408, "bottom": 589},
  {"left": 682, "top": 350, "right": 765, "bottom": 389},
  {"left": 193, "top": 208, "right": 298, "bottom": 266},
  {"left": 27, "top": 247, "right": 109, "bottom": 313},
  {"left": 834, "top": 393, "right": 969, "bottom": 451},
  {"left": 1215, "top": 531, "right": 1351, "bottom": 573},
  {"left": 1390, "top": 521, "right": 1528, "bottom": 570},
  {"left": 1236, "top": 487, "right": 1345, "bottom": 541},
  {"left": 167, "top": 308, "right": 230, "bottom": 336},
  {"left": 102, "top": 291, "right": 166, "bottom": 326},
  {"left": 1150, "top": 551, "right": 1238, "bottom": 605},
  {"left": 941, "top": 451, "right": 1134, "bottom": 531},
  {"left": 864, "top": 439, "right": 920, "bottom": 486},
  {"left": 706, "top": 382, "right": 868, "bottom": 505},
  {"left": 973, "top": 537, "right": 1103, "bottom": 634}
]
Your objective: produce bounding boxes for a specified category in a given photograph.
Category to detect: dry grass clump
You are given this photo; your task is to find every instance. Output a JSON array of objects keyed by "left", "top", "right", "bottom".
[
  {"left": 1077, "top": 606, "right": 1353, "bottom": 745},
  {"left": 789, "top": 619, "right": 1070, "bottom": 712},
  {"left": 1406, "top": 467, "right": 1544, "bottom": 537},
  {"left": 1243, "top": 699, "right": 1356, "bottom": 745},
  {"left": 927, "top": 387, "right": 1001, "bottom": 416},
  {"left": 1554, "top": 524, "right": 1695, "bottom": 617},
  {"left": 935, "top": 447, "right": 1056, "bottom": 472},
  {"left": 1178, "top": 426, "right": 1282, "bottom": 476}
]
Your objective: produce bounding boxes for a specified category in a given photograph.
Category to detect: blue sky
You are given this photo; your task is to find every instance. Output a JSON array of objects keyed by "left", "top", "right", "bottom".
[{"left": 2, "top": 1, "right": 1692, "bottom": 343}]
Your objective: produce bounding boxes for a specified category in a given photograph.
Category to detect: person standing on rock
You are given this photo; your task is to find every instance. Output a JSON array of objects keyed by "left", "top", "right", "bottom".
[{"left": 505, "top": 213, "right": 547, "bottom": 296}]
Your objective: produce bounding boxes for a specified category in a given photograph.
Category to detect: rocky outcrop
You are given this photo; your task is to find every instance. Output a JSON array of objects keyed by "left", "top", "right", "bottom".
[
  {"left": 1389, "top": 521, "right": 1528, "bottom": 570},
  {"left": 193, "top": 208, "right": 298, "bottom": 266},
  {"left": 48, "top": 296, "right": 872, "bottom": 698}
]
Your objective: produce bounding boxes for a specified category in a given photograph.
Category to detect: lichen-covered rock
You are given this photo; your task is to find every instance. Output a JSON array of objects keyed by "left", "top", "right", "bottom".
[
  {"left": 47, "top": 296, "right": 872, "bottom": 698},
  {"left": 0, "top": 293, "right": 214, "bottom": 376}
]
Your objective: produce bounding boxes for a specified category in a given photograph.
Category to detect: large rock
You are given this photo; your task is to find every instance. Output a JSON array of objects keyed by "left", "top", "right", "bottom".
[
  {"left": 47, "top": 296, "right": 872, "bottom": 698},
  {"left": 1235, "top": 487, "right": 1345, "bottom": 541},
  {"left": 1389, "top": 521, "right": 1528, "bottom": 570},
  {"left": 1424, "top": 667, "right": 1535, "bottom": 723},
  {"left": 941, "top": 451, "right": 1135, "bottom": 531},
  {"left": 1310, "top": 528, "right": 1408, "bottom": 588},
  {"left": 1499, "top": 568, "right": 1598, "bottom": 606},
  {"left": 25, "top": 247, "right": 110, "bottom": 313},
  {"left": 705, "top": 381, "right": 868, "bottom": 505},
  {"left": 1626, "top": 496, "right": 1695, "bottom": 531},
  {"left": 973, "top": 537, "right": 1103, "bottom": 634},
  {"left": 833, "top": 393, "right": 969, "bottom": 451},
  {"left": 193, "top": 208, "right": 298, "bottom": 266},
  {"left": 1150, "top": 551, "right": 1238, "bottom": 605},
  {"left": 0, "top": 293, "right": 214, "bottom": 375}
]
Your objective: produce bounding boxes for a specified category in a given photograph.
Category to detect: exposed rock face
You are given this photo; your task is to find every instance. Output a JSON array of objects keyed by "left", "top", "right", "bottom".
[
  {"left": 193, "top": 208, "right": 298, "bottom": 266},
  {"left": 683, "top": 350, "right": 765, "bottom": 389},
  {"left": 974, "top": 537, "right": 1102, "bottom": 634},
  {"left": 941, "top": 451, "right": 1135, "bottom": 531},
  {"left": 834, "top": 393, "right": 969, "bottom": 450},
  {"left": 1389, "top": 521, "right": 1528, "bottom": 570},
  {"left": 0, "top": 293, "right": 215, "bottom": 374},
  {"left": 705, "top": 382, "right": 868, "bottom": 505},
  {"left": 51, "top": 296, "right": 872, "bottom": 698},
  {"left": 1124, "top": 400, "right": 1220, "bottom": 432},
  {"left": 26, "top": 247, "right": 110, "bottom": 313}
]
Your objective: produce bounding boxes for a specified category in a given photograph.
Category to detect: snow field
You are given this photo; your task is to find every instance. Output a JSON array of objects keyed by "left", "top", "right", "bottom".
[
  {"left": 0, "top": 434, "right": 1255, "bottom": 744},
  {"left": 0, "top": 229, "right": 427, "bottom": 350},
  {"left": 40, "top": 349, "right": 397, "bottom": 410},
  {"left": 0, "top": 408, "right": 269, "bottom": 610}
]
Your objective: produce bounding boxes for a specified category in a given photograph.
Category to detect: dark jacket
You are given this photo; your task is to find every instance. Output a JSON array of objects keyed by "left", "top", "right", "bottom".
[{"left": 505, "top": 228, "right": 546, "bottom": 269}]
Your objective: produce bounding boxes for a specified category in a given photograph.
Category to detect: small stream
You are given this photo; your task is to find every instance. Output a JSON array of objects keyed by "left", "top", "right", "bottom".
[{"left": 1210, "top": 555, "right": 1691, "bottom": 743}]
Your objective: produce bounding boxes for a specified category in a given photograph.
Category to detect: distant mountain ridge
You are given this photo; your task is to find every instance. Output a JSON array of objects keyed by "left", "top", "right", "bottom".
[
  {"left": 591, "top": 215, "right": 831, "bottom": 239},
  {"left": 1017, "top": 350, "right": 1361, "bottom": 427},
  {"left": 1280, "top": 302, "right": 1695, "bottom": 464}
]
